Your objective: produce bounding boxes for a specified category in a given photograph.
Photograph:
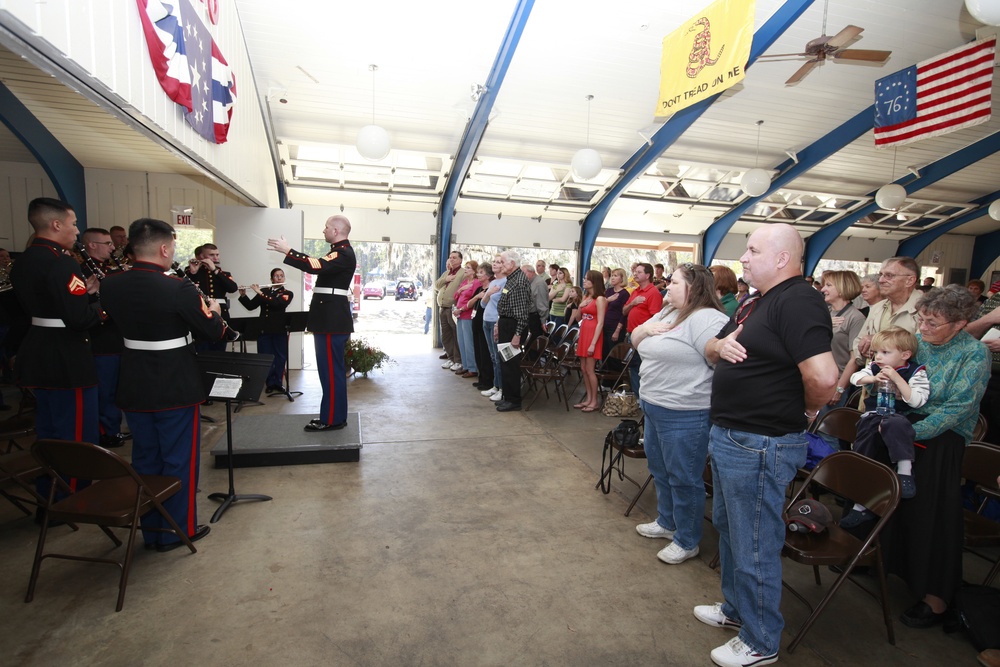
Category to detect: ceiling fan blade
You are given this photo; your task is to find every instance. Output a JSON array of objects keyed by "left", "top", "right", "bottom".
[
  {"left": 757, "top": 52, "right": 811, "bottom": 59},
  {"left": 834, "top": 49, "right": 892, "bottom": 63},
  {"left": 786, "top": 59, "right": 821, "bottom": 85},
  {"left": 826, "top": 24, "right": 864, "bottom": 49}
]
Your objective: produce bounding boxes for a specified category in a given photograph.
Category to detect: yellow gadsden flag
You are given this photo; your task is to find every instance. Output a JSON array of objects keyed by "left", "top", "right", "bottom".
[{"left": 656, "top": 0, "right": 756, "bottom": 117}]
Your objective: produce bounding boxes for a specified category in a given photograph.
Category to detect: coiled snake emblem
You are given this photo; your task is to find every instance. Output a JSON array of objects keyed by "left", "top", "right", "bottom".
[{"left": 686, "top": 17, "right": 724, "bottom": 78}]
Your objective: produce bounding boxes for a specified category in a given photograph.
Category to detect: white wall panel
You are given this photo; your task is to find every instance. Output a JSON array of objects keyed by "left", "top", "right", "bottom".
[
  {"left": 217, "top": 206, "right": 304, "bottom": 369},
  {"left": 0, "top": 160, "right": 57, "bottom": 249}
]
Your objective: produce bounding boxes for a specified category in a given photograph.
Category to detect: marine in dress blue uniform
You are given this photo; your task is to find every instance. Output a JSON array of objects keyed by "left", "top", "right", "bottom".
[
  {"left": 269, "top": 215, "right": 356, "bottom": 431},
  {"left": 101, "top": 218, "right": 229, "bottom": 550},
  {"left": 79, "top": 227, "right": 129, "bottom": 449},
  {"left": 238, "top": 267, "right": 293, "bottom": 392},
  {"left": 11, "top": 199, "right": 102, "bottom": 500},
  {"left": 185, "top": 243, "right": 237, "bottom": 352}
]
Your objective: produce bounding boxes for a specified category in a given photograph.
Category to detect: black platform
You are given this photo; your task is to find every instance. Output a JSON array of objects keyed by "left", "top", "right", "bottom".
[{"left": 210, "top": 412, "right": 362, "bottom": 468}]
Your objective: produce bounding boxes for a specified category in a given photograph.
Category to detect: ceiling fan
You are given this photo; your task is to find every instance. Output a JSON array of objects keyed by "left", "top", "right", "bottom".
[{"left": 757, "top": 24, "right": 892, "bottom": 85}]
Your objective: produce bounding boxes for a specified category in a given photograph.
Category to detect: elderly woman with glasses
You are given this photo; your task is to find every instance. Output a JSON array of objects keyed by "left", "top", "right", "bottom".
[
  {"left": 859, "top": 285, "right": 989, "bottom": 630},
  {"left": 630, "top": 263, "right": 729, "bottom": 565}
]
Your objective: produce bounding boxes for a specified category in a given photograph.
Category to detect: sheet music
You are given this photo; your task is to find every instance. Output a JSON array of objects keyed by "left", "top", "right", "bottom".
[{"left": 210, "top": 377, "right": 243, "bottom": 399}]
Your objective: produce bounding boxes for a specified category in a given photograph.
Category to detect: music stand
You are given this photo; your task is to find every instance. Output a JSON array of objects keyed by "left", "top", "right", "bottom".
[
  {"left": 224, "top": 317, "right": 265, "bottom": 412},
  {"left": 269, "top": 311, "right": 307, "bottom": 402},
  {"left": 198, "top": 351, "right": 274, "bottom": 523}
]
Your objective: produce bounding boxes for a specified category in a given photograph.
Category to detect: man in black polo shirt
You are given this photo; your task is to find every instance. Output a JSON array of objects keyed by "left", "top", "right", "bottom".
[{"left": 695, "top": 223, "right": 837, "bottom": 667}]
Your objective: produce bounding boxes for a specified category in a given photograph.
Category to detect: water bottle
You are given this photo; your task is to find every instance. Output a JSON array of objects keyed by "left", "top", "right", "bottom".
[{"left": 876, "top": 377, "right": 895, "bottom": 415}]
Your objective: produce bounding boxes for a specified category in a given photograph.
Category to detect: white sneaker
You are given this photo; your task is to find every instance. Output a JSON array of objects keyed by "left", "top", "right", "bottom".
[
  {"left": 693, "top": 603, "right": 743, "bottom": 630},
  {"left": 441, "top": 360, "right": 453, "bottom": 369},
  {"left": 450, "top": 362, "right": 463, "bottom": 371},
  {"left": 710, "top": 637, "right": 777, "bottom": 667},
  {"left": 490, "top": 391, "right": 504, "bottom": 402},
  {"left": 657, "top": 542, "right": 700, "bottom": 564},
  {"left": 635, "top": 521, "right": 675, "bottom": 539},
  {"left": 481, "top": 387, "right": 499, "bottom": 396}
]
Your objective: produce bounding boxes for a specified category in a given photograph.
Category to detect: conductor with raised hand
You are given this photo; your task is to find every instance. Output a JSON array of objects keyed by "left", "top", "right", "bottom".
[{"left": 268, "top": 215, "right": 357, "bottom": 431}]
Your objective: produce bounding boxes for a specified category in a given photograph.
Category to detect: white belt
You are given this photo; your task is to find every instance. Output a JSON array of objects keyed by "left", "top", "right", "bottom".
[
  {"left": 123, "top": 334, "right": 193, "bottom": 351},
  {"left": 32, "top": 317, "right": 65, "bottom": 328},
  {"left": 313, "top": 287, "right": 351, "bottom": 296}
]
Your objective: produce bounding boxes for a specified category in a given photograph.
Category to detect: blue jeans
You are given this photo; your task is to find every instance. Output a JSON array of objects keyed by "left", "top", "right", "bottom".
[
  {"left": 484, "top": 320, "right": 501, "bottom": 389},
  {"left": 641, "top": 401, "right": 711, "bottom": 551},
  {"left": 424, "top": 306, "right": 432, "bottom": 334},
  {"left": 709, "top": 425, "right": 807, "bottom": 656},
  {"left": 456, "top": 319, "right": 477, "bottom": 372}
]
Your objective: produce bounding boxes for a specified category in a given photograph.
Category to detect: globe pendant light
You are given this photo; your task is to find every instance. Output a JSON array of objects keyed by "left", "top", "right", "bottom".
[
  {"left": 988, "top": 199, "right": 1000, "bottom": 221},
  {"left": 571, "top": 95, "right": 603, "bottom": 181},
  {"left": 740, "top": 120, "right": 771, "bottom": 197},
  {"left": 357, "top": 64, "right": 391, "bottom": 161},
  {"left": 966, "top": 0, "right": 1000, "bottom": 26},
  {"left": 875, "top": 147, "right": 906, "bottom": 211}
]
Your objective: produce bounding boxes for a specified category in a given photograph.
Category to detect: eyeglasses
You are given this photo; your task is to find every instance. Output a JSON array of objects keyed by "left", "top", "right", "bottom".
[
  {"left": 878, "top": 272, "right": 915, "bottom": 281},
  {"left": 735, "top": 295, "right": 759, "bottom": 325},
  {"left": 915, "top": 316, "right": 951, "bottom": 331},
  {"left": 90, "top": 241, "right": 114, "bottom": 247}
]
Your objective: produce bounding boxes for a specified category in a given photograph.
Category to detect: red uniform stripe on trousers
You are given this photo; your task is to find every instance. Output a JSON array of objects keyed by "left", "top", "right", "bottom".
[
  {"left": 187, "top": 406, "right": 199, "bottom": 535},
  {"left": 325, "top": 334, "right": 335, "bottom": 424},
  {"left": 71, "top": 388, "right": 84, "bottom": 492}
]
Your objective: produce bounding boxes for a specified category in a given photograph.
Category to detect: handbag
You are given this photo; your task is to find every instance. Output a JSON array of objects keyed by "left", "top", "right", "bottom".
[
  {"left": 598, "top": 419, "right": 643, "bottom": 494},
  {"left": 602, "top": 383, "right": 641, "bottom": 418}
]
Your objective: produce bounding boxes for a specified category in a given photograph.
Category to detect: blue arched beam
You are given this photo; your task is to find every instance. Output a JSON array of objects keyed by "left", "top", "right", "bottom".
[
  {"left": 804, "top": 131, "right": 1000, "bottom": 276},
  {"left": 973, "top": 228, "right": 1000, "bottom": 280},
  {"left": 436, "top": 0, "right": 534, "bottom": 273},
  {"left": 0, "top": 80, "right": 87, "bottom": 227},
  {"left": 578, "top": 0, "right": 816, "bottom": 282},
  {"left": 895, "top": 188, "right": 1000, "bottom": 260},
  {"left": 702, "top": 105, "right": 873, "bottom": 265}
]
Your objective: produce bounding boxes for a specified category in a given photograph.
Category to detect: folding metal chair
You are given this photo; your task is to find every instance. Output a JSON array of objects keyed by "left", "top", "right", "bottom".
[
  {"left": 523, "top": 343, "right": 571, "bottom": 411},
  {"left": 26, "top": 439, "right": 197, "bottom": 612},
  {"left": 782, "top": 451, "right": 901, "bottom": 653},
  {"left": 962, "top": 441, "right": 1000, "bottom": 586}
]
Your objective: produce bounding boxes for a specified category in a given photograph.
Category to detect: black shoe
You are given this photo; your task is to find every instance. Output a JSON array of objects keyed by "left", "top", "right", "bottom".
[
  {"left": 839, "top": 507, "right": 877, "bottom": 529},
  {"left": 264, "top": 385, "right": 277, "bottom": 394},
  {"left": 100, "top": 433, "right": 125, "bottom": 449},
  {"left": 473, "top": 383, "right": 490, "bottom": 390},
  {"left": 900, "top": 601, "right": 945, "bottom": 629},
  {"left": 496, "top": 401, "right": 522, "bottom": 412},
  {"left": 438, "top": 353, "right": 449, "bottom": 359},
  {"left": 304, "top": 421, "right": 348, "bottom": 432},
  {"left": 156, "top": 524, "right": 210, "bottom": 552},
  {"left": 898, "top": 474, "right": 916, "bottom": 499},
  {"left": 204, "top": 400, "right": 214, "bottom": 406}
]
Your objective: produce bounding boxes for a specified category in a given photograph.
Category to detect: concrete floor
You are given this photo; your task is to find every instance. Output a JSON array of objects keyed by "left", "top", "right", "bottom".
[{"left": 0, "top": 332, "right": 988, "bottom": 666}]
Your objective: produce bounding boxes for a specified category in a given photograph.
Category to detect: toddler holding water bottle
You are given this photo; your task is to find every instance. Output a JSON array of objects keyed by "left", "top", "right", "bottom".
[{"left": 842, "top": 327, "right": 930, "bottom": 527}]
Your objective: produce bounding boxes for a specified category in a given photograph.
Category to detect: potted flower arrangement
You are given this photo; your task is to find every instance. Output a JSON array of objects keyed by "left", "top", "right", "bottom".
[{"left": 344, "top": 336, "right": 391, "bottom": 377}]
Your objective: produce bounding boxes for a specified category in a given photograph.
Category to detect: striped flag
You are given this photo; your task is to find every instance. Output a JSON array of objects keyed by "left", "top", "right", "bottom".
[
  {"left": 136, "top": 0, "right": 236, "bottom": 144},
  {"left": 874, "top": 37, "right": 995, "bottom": 149}
]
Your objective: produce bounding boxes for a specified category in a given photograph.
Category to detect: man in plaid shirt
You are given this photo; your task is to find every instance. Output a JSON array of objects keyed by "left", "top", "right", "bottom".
[{"left": 494, "top": 250, "right": 531, "bottom": 412}]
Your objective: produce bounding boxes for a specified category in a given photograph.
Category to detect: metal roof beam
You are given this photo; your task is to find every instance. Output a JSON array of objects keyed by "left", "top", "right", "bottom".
[
  {"left": 577, "top": 0, "right": 816, "bottom": 282},
  {"left": 804, "top": 131, "right": 1000, "bottom": 275},
  {"left": 435, "top": 0, "right": 534, "bottom": 273},
  {"left": 895, "top": 189, "right": 1000, "bottom": 259},
  {"left": 0, "top": 80, "right": 86, "bottom": 226},
  {"left": 972, "top": 228, "right": 1000, "bottom": 279},
  {"left": 702, "top": 105, "right": 874, "bottom": 264}
]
